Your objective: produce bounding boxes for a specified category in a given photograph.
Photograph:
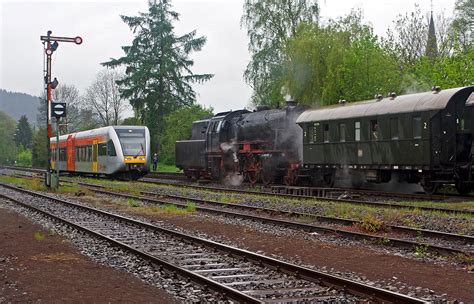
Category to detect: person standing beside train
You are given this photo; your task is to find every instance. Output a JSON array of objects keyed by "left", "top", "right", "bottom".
[{"left": 152, "top": 152, "right": 158, "bottom": 171}]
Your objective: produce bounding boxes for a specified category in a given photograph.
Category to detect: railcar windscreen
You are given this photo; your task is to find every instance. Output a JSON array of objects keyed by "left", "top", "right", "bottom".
[{"left": 115, "top": 129, "right": 146, "bottom": 156}]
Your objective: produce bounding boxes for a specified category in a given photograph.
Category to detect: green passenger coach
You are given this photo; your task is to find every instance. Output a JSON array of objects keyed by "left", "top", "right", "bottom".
[{"left": 296, "top": 86, "right": 474, "bottom": 194}]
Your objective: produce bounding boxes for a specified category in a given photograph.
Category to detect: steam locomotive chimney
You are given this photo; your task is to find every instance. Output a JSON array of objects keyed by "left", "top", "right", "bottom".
[
  {"left": 284, "top": 94, "right": 297, "bottom": 108},
  {"left": 286, "top": 99, "right": 297, "bottom": 107}
]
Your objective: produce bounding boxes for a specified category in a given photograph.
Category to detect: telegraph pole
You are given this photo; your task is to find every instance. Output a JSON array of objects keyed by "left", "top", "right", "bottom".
[{"left": 40, "top": 31, "right": 82, "bottom": 188}]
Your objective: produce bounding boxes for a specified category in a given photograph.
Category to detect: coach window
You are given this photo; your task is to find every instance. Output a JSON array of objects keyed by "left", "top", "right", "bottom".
[
  {"left": 86, "top": 146, "right": 92, "bottom": 162},
  {"left": 323, "top": 124, "right": 329, "bottom": 143},
  {"left": 370, "top": 120, "right": 379, "bottom": 141},
  {"left": 308, "top": 124, "right": 314, "bottom": 144},
  {"left": 355, "top": 121, "right": 361, "bottom": 141},
  {"left": 107, "top": 140, "right": 117, "bottom": 156},
  {"left": 413, "top": 116, "right": 421, "bottom": 139},
  {"left": 390, "top": 118, "right": 399, "bottom": 140},
  {"left": 339, "top": 123, "right": 346, "bottom": 142}
]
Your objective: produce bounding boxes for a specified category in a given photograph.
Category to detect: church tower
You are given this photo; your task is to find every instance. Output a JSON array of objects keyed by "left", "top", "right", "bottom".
[{"left": 426, "top": 4, "right": 438, "bottom": 60}]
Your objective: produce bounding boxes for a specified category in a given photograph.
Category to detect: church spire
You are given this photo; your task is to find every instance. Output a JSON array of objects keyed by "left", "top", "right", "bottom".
[{"left": 426, "top": 3, "right": 438, "bottom": 60}]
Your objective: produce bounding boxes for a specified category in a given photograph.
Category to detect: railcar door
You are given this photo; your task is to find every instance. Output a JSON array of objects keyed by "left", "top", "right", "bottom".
[
  {"left": 92, "top": 140, "right": 98, "bottom": 173},
  {"left": 66, "top": 134, "right": 76, "bottom": 172}
]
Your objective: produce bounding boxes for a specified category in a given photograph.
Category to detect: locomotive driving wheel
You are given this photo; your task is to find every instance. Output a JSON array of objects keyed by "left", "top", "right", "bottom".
[
  {"left": 284, "top": 166, "right": 297, "bottom": 186},
  {"left": 245, "top": 154, "right": 260, "bottom": 185},
  {"left": 455, "top": 179, "right": 472, "bottom": 195},
  {"left": 260, "top": 159, "right": 275, "bottom": 185},
  {"left": 323, "top": 171, "right": 335, "bottom": 188},
  {"left": 421, "top": 178, "right": 439, "bottom": 195}
]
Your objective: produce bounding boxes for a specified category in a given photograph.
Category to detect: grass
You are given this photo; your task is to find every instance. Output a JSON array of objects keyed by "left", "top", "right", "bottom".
[
  {"left": 413, "top": 244, "right": 429, "bottom": 257},
  {"left": 0, "top": 175, "right": 81, "bottom": 194},
  {"left": 0, "top": 176, "right": 45, "bottom": 191},
  {"left": 150, "top": 161, "right": 182, "bottom": 173},
  {"left": 186, "top": 201, "right": 197, "bottom": 212},
  {"left": 34, "top": 231, "right": 45, "bottom": 241},
  {"left": 127, "top": 199, "right": 141, "bottom": 207}
]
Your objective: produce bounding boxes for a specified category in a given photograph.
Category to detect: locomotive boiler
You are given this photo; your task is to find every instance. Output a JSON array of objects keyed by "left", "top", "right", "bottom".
[{"left": 176, "top": 101, "right": 306, "bottom": 184}]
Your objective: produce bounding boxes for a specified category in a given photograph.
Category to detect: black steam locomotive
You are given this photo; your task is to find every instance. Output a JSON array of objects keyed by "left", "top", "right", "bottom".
[
  {"left": 176, "top": 86, "right": 474, "bottom": 194},
  {"left": 176, "top": 101, "right": 306, "bottom": 185}
]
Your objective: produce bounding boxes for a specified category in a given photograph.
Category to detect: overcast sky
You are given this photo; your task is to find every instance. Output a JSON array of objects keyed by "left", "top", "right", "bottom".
[{"left": 0, "top": 0, "right": 455, "bottom": 114}]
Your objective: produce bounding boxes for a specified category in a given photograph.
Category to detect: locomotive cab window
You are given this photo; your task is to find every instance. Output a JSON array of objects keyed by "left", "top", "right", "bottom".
[
  {"left": 413, "top": 116, "right": 421, "bottom": 139},
  {"left": 323, "top": 124, "right": 329, "bottom": 143},
  {"left": 339, "top": 123, "right": 346, "bottom": 142},
  {"left": 370, "top": 120, "right": 379, "bottom": 141},
  {"left": 390, "top": 118, "right": 399, "bottom": 140},
  {"left": 355, "top": 121, "right": 360, "bottom": 141}
]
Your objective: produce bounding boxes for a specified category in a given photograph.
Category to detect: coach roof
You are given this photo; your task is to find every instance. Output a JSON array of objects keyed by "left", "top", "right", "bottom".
[{"left": 296, "top": 86, "right": 474, "bottom": 124}]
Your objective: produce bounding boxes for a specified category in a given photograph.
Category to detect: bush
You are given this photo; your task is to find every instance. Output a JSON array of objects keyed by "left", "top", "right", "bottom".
[
  {"left": 17, "top": 148, "right": 32, "bottom": 167},
  {"left": 359, "top": 215, "right": 386, "bottom": 233}
]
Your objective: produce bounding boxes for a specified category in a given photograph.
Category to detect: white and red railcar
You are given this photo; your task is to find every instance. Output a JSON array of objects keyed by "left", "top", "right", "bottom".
[{"left": 51, "top": 126, "right": 150, "bottom": 179}]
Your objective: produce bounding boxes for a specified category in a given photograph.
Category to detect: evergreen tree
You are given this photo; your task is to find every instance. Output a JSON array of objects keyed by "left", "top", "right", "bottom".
[
  {"left": 32, "top": 127, "right": 48, "bottom": 168},
  {"left": 103, "top": 0, "right": 213, "bottom": 151},
  {"left": 0, "top": 111, "right": 17, "bottom": 165},
  {"left": 14, "top": 115, "right": 33, "bottom": 149}
]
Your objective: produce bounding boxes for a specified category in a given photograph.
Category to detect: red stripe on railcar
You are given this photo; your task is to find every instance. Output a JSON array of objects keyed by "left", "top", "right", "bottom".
[{"left": 67, "top": 134, "right": 76, "bottom": 171}]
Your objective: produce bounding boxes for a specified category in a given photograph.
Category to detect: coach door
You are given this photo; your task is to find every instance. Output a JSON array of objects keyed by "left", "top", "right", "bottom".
[
  {"left": 440, "top": 101, "right": 457, "bottom": 164},
  {"left": 66, "top": 134, "right": 76, "bottom": 172},
  {"left": 92, "top": 140, "right": 98, "bottom": 173}
]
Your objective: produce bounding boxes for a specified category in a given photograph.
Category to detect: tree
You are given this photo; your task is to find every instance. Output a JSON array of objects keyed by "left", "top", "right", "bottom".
[
  {"left": 32, "top": 127, "right": 48, "bottom": 168},
  {"left": 38, "top": 84, "right": 82, "bottom": 132},
  {"left": 121, "top": 116, "right": 142, "bottom": 126},
  {"left": 52, "top": 84, "right": 82, "bottom": 132},
  {"left": 83, "top": 69, "right": 129, "bottom": 126},
  {"left": 285, "top": 10, "right": 403, "bottom": 106},
  {"left": 452, "top": 0, "right": 473, "bottom": 52},
  {"left": 14, "top": 115, "right": 33, "bottom": 149},
  {"left": 241, "top": 0, "right": 319, "bottom": 107},
  {"left": 0, "top": 111, "right": 18, "bottom": 165},
  {"left": 103, "top": 0, "right": 213, "bottom": 151},
  {"left": 384, "top": 5, "right": 429, "bottom": 68},
  {"left": 160, "top": 104, "right": 213, "bottom": 164}
]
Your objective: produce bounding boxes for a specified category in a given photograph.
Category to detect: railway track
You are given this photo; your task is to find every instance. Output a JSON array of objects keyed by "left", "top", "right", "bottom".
[
  {"left": 139, "top": 178, "right": 474, "bottom": 216},
  {"left": 3, "top": 171, "right": 472, "bottom": 258},
  {"left": 0, "top": 182, "right": 427, "bottom": 303},
  {"left": 143, "top": 171, "right": 474, "bottom": 202},
  {"left": 147, "top": 171, "right": 187, "bottom": 180},
  {"left": 2, "top": 165, "right": 473, "bottom": 205},
  {"left": 85, "top": 186, "right": 473, "bottom": 258}
]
